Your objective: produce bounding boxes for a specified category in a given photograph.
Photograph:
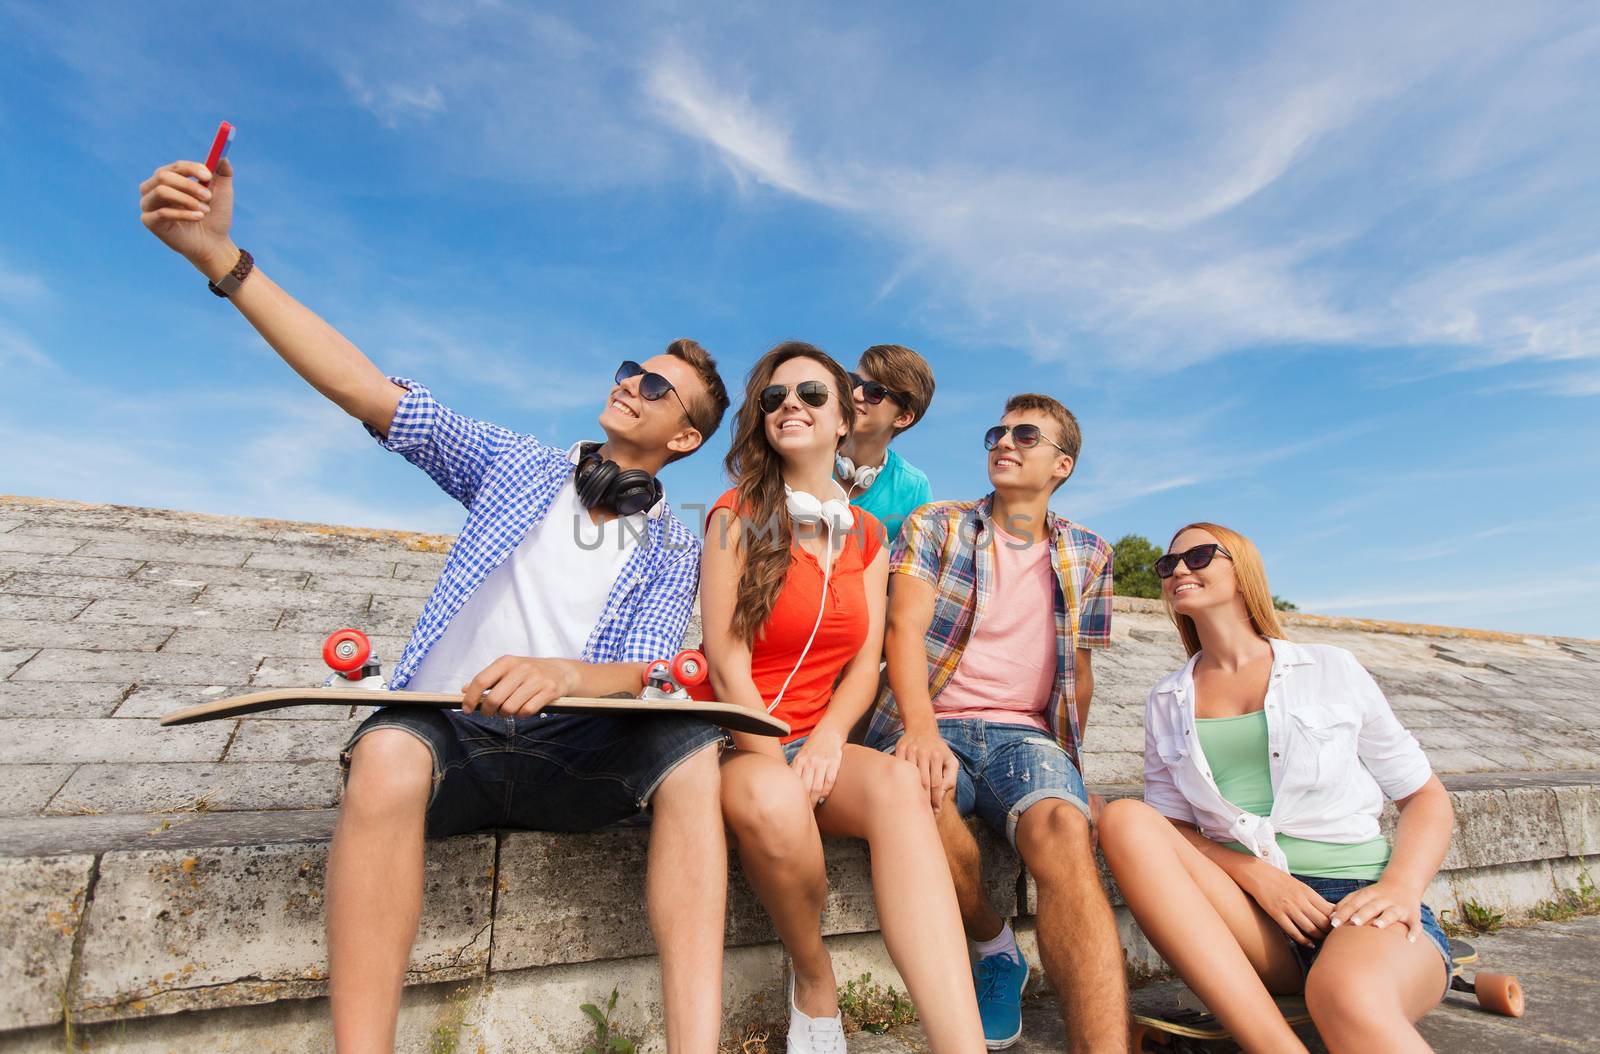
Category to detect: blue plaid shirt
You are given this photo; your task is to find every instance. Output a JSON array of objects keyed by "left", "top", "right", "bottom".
[{"left": 370, "top": 379, "right": 702, "bottom": 690}]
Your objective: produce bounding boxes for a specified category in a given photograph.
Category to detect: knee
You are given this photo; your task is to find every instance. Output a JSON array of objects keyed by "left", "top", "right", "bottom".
[
  {"left": 1019, "top": 799, "right": 1092, "bottom": 854},
  {"left": 1305, "top": 959, "right": 1408, "bottom": 1036},
  {"left": 724, "top": 771, "right": 813, "bottom": 860},
  {"left": 1304, "top": 967, "right": 1392, "bottom": 1034},
  {"left": 864, "top": 756, "right": 927, "bottom": 814},
  {"left": 343, "top": 730, "right": 433, "bottom": 818},
  {"left": 1095, "top": 798, "right": 1160, "bottom": 858}
]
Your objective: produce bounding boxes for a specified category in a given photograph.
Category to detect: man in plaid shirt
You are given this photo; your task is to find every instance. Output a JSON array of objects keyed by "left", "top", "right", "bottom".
[
  {"left": 871, "top": 394, "right": 1127, "bottom": 1052},
  {"left": 140, "top": 155, "right": 733, "bottom": 1053}
]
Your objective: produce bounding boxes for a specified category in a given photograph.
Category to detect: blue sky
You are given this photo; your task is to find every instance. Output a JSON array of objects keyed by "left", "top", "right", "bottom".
[{"left": 2, "top": 1, "right": 1597, "bottom": 638}]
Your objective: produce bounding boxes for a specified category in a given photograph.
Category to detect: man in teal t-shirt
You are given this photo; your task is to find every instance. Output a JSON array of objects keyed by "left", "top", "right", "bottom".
[{"left": 835, "top": 344, "right": 935, "bottom": 543}]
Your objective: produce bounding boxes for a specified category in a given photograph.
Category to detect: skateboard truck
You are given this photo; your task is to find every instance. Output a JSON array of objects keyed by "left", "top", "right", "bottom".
[
  {"left": 641, "top": 649, "right": 709, "bottom": 700},
  {"left": 321, "top": 628, "right": 387, "bottom": 690}
]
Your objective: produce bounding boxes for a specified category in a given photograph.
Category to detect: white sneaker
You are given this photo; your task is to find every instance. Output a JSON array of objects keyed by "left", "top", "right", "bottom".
[{"left": 787, "top": 973, "right": 847, "bottom": 1054}]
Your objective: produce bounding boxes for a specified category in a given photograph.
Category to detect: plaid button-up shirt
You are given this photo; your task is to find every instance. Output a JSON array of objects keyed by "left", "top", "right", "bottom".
[
  {"left": 370, "top": 379, "right": 701, "bottom": 690},
  {"left": 866, "top": 494, "right": 1114, "bottom": 770}
]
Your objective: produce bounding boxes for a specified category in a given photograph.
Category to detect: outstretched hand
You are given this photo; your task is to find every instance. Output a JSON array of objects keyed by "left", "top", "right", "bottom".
[{"left": 138, "top": 158, "right": 236, "bottom": 276}]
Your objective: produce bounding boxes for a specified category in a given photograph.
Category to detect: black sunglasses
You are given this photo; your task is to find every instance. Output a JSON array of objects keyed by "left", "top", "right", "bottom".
[
  {"left": 1155, "top": 543, "right": 1234, "bottom": 579},
  {"left": 849, "top": 372, "right": 906, "bottom": 407},
  {"left": 983, "top": 423, "right": 1071, "bottom": 456},
  {"left": 615, "top": 361, "right": 699, "bottom": 432},
  {"left": 759, "top": 380, "right": 832, "bottom": 415}
]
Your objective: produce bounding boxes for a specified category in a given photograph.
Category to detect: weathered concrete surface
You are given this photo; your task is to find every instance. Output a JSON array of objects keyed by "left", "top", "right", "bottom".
[
  {"left": 0, "top": 854, "right": 95, "bottom": 1030},
  {"left": 486, "top": 823, "right": 1019, "bottom": 972},
  {"left": 2, "top": 495, "right": 1598, "bottom": 1045},
  {"left": 73, "top": 837, "right": 495, "bottom": 1023},
  {"left": 4, "top": 947, "right": 787, "bottom": 1054}
]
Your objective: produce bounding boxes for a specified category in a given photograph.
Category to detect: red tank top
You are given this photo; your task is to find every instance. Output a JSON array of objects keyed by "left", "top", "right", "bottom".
[{"left": 708, "top": 489, "right": 883, "bottom": 742}]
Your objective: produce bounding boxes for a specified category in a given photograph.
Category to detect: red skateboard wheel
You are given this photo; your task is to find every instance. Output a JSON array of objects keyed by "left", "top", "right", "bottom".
[
  {"left": 323, "top": 628, "right": 372, "bottom": 674},
  {"left": 671, "top": 650, "right": 708, "bottom": 687},
  {"left": 643, "top": 658, "right": 673, "bottom": 686}
]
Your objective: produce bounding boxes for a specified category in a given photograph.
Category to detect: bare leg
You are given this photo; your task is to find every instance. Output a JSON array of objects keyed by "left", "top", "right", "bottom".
[
  {"left": 1015, "top": 800, "right": 1127, "bottom": 1054},
  {"left": 817, "top": 746, "right": 984, "bottom": 1052},
  {"left": 1098, "top": 799, "right": 1307, "bottom": 1054},
  {"left": 721, "top": 751, "right": 837, "bottom": 1018},
  {"left": 1305, "top": 924, "right": 1446, "bottom": 1054},
  {"left": 647, "top": 744, "right": 727, "bottom": 1053},
  {"left": 327, "top": 730, "right": 432, "bottom": 1054},
  {"left": 933, "top": 788, "right": 1006, "bottom": 941}
]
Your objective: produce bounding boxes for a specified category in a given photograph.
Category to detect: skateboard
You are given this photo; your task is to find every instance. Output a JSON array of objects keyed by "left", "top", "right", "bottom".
[
  {"left": 159, "top": 628, "right": 790, "bottom": 738},
  {"left": 1129, "top": 938, "right": 1523, "bottom": 1050}
]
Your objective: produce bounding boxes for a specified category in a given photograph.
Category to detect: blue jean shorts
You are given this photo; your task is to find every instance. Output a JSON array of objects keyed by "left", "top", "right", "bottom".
[
  {"left": 1291, "top": 875, "right": 1453, "bottom": 991},
  {"left": 876, "top": 718, "right": 1089, "bottom": 848},
  {"left": 340, "top": 706, "right": 725, "bottom": 837}
]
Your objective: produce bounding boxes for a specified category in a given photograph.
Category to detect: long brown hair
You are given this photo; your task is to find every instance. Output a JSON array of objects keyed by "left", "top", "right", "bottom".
[
  {"left": 723, "top": 341, "right": 856, "bottom": 644},
  {"left": 1165, "top": 522, "right": 1287, "bottom": 658}
]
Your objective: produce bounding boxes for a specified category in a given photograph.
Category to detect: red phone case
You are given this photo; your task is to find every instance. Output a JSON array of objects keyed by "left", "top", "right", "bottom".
[{"left": 204, "top": 121, "right": 235, "bottom": 177}]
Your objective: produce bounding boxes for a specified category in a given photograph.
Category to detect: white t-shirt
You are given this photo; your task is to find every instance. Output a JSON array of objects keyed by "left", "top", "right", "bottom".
[{"left": 406, "top": 478, "right": 643, "bottom": 692}]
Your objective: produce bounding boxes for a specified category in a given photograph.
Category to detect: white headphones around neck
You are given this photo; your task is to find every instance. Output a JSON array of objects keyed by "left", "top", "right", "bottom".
[
  {"left": 835, "top": 452, "right": 881, "bottom": 493},
  {"left": 785, "top": 481, "right": 854, "bottom": 533},
  {"left": 768, "top": 481, "right": 854, "bottom": 714}
]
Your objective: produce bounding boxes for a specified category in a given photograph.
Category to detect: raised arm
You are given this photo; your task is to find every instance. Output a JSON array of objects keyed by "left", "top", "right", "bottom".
[{"left": 139, "top": 158, "right": 404, "bottom": 435}]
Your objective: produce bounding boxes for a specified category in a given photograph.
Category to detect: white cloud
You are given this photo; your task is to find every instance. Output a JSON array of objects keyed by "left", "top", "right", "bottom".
[
  {"left": 635, "top": 3, "right": 1599, "bottom": 379},
  {"left": 646, "top": 53, "right": 848, "bottom": 207},
  {"left": 341, "top": 72, "right": 445, "bottom": 128}
]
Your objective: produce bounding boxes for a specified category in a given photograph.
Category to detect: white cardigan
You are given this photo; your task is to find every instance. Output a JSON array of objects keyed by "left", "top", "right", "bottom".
[{"left": 1142, "top": 638, "right": 1433, "bottom": 873}]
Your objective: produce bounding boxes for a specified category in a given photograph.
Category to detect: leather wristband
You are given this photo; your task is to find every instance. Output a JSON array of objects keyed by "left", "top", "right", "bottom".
[{"left": 208, "top": 248, "right": 254, "bottom": 298}]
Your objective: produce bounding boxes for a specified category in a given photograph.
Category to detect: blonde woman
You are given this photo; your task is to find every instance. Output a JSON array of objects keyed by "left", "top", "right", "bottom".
[{"left": 1098, "top": 523, "right": 1455, "bottom": 1054}]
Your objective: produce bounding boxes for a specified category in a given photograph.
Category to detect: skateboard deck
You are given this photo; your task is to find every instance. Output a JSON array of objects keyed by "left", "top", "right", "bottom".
[
  {"left": 1130, "top": 992, "right": 1310, "bottom": 1044},
  {"left": 1130, "top": 939, "right": 1517, "bottom": 1048},
  {"left": 159, "top": 687, "right": 790, "bottom": 737}
]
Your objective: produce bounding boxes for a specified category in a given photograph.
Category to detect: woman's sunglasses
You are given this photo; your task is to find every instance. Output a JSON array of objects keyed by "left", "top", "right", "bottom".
[
  {"left": 1155, "top": 543, "right": 1234, "bottom": 579},
  {"left": 849, "top": 372, "right": 906, "bottom": 407},
  {"left": 983, "top": 423, "right": 1071, "bottom": 455},
  {"left": 615, "top": 361, "right": 698, "bottom": 432},
  {"left": 759, "top": 381, "right": 832, "bottom": 414}
]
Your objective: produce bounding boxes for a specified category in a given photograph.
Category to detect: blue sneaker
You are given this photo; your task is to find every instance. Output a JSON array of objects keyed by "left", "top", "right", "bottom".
[{"left": 973, "top": 949, "right": 1029, "bottom": 1049}]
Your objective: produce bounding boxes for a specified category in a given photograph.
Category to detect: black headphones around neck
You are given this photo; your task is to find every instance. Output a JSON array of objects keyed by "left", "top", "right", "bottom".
[{"left": 574, "top": 442, "right": 662, "bottom": 517}]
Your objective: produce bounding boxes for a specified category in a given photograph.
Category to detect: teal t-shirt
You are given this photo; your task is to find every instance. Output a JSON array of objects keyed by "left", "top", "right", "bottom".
[{"left": 847, "top": 447, "right": 931, "bottom": 545}]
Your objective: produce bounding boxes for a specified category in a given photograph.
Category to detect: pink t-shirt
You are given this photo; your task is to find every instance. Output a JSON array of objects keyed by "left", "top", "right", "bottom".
[{"left": 932, "top": 525, "right": 1056, "bottom": 731}]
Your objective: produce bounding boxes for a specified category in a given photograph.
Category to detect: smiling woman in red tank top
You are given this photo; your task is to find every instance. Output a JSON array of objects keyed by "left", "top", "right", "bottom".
[{"left": 700, "top": 341, "right": 983, "bottom": 1053}]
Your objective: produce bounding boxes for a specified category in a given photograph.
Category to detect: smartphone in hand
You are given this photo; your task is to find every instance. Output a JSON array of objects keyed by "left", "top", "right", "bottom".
[{"left": 203, "top": 121, "right": 235, "bottom": 179}]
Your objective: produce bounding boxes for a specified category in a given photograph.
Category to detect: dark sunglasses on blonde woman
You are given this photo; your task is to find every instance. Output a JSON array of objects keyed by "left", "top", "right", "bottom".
[
  {"left": 759, "top": 381, "right": 832, "bottom": 414},
  {"left": 1155, "top": 543, "right": 1234, "bottom": 579}
]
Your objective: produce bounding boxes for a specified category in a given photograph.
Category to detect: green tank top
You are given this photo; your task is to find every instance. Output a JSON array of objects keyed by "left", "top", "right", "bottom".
[{"left": 1195, "top": 710, "right": 1391, "bottom": 880}]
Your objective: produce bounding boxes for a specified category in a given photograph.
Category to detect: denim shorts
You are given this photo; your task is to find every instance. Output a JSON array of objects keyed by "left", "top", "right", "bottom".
[
  {"left": 876, "top": 718, "right": 1089, "bottom": 848},
  {"left": 1291, "top": 875, "right": 1453, "bottom": 991},
  {"left": 340, "top": 706, "right": 725, "bottom": 838}
]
